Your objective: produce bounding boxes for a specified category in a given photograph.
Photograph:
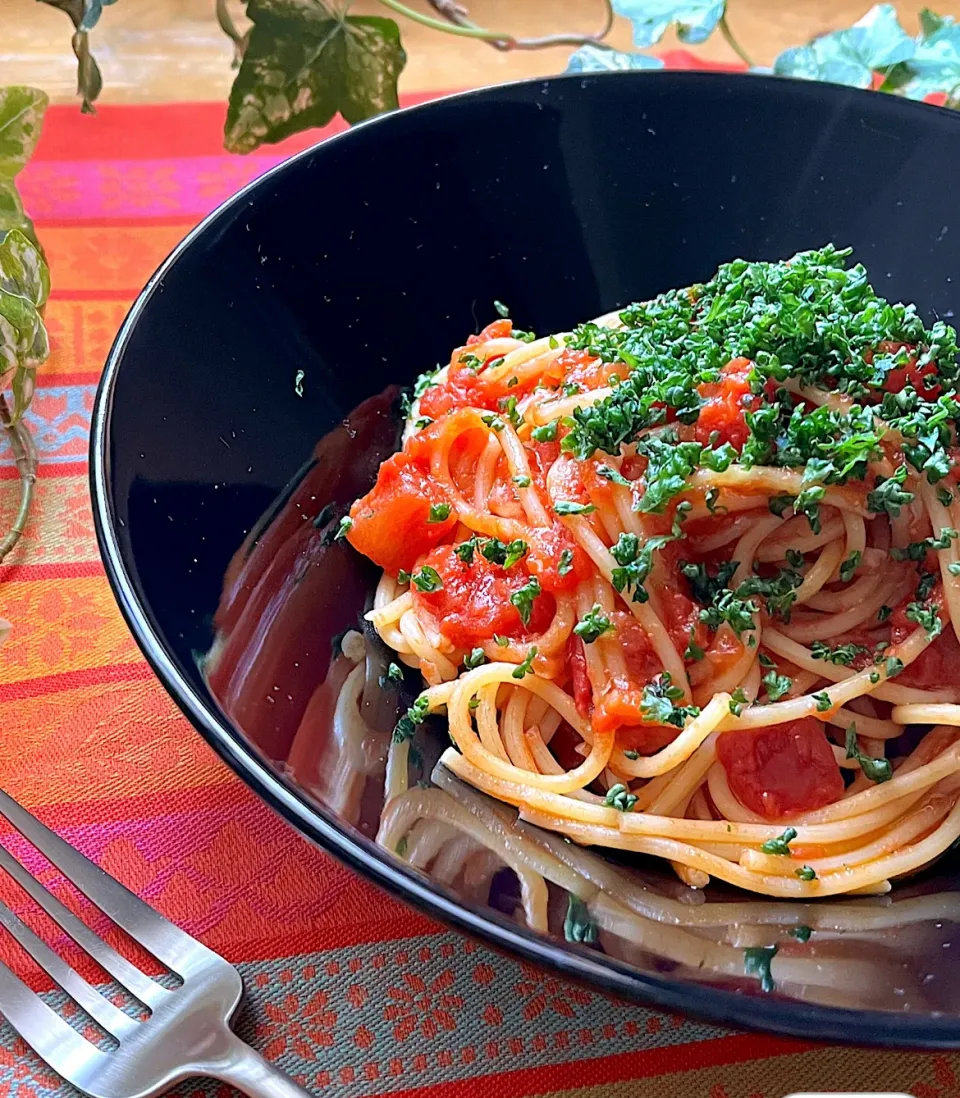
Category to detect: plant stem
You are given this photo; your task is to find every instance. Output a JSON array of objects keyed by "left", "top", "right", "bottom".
[
  {"left": 215, "top": 0, "right": 243, "bottom": 44},
  {"left": 380, "top": 0, "right": 616, "bottom": 51},
  {"left": 376, "top": 0, "right": 516, "bottom": 43},
  {"left": 718, "top": 14, "right": 754, "bottom": 68},
  {"left": 0, "top": 394, "right": 37, "bottom": 565}
]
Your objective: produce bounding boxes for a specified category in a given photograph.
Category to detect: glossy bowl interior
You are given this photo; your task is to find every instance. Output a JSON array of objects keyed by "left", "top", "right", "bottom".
[{"left": 92, "top": 71, "right": 960, "bottom": 1047}]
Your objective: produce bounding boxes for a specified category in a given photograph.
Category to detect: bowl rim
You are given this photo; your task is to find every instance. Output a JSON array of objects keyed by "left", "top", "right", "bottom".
[{"left": 90, "top": 68, "right": 960, "bottom": 1049}]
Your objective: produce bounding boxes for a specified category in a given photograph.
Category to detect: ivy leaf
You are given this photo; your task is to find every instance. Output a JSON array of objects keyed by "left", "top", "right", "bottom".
[
  {"left": 566, "top": 45, "right": 665, "bottom": 72},
  {"left": 38, "top": 1, "right": 117, "bottom": 114},
  {"left": 773, "top": 4, "right": 914, "bottom": 89},
  {"left": 0, "top": 87, "right": 49, "bottom": 251},
  {"left": 613, "top": 0, "right": 726, "bottom": 47},
  {"left": 880, "top": 10, "right": 960, "bottom": 102},
  {"left": 225, "top": 1, "right": 406, "bottom": 154},
  {"left": 0, "top": 229, "right": 51, "bottom": 423}
]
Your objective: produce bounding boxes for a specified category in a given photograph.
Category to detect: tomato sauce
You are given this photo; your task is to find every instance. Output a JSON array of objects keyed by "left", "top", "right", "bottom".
[
  {"left": 694, "top": 357, "right": 758, "bottom": 450},
  {"left": 347, "top": 452, "right": 456, "bottom": 574},
  {"left": 413, "top": 545, "right": 555, "bottom": 649},
  {"left": 717, "top": 718, "right": 844, "bottom": 819}
]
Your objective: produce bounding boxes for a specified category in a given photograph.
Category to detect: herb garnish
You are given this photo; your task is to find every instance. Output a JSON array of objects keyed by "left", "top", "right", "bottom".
[
  {"left": 640, "top": 673, "right": 701, "bottom": 728},
  {"left": 845, "top": 724, "right": 893, "bottom": 783},
  {"left": 573, "top": 604, "right": 614, "bottom": 644}
]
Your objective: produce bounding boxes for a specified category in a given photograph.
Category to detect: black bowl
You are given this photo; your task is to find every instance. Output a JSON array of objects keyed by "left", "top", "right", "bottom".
[{"left": 91, "top": 71, "right": 960, "bottom": 1048}]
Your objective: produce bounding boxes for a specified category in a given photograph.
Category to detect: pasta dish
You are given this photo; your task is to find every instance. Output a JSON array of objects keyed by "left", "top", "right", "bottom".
[{"left": 341, "top": 245, "right": 960, "bottom": 899}]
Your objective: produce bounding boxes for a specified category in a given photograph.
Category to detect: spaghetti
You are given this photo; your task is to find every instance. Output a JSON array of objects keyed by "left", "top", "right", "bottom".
[{"left": 344, "top": 245, "right": 960, "bottom": 898}]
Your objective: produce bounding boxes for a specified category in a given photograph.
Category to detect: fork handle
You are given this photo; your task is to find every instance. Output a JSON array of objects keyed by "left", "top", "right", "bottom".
[{"left": 201, "top": 1032, "right": 315, "bottom": 1098}]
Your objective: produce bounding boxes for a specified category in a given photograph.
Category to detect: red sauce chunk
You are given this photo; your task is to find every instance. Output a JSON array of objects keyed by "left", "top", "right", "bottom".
[
  {"left": 347, "top": 453, "right": 456, "bottom": 574},
  {"left": 413, "top": 544, "right": 555, "bottom": 649},
  {"left": 875, "top": 340, "right": 941, "bottom": 399},
  {"left": 889, "top": 586, "right": 960, "bottom": 690},
  {"left": 716, "top": 718, "right": 844, "bottom": 820},
  {"left": 694, "top": 357, "right": 757, "bottom": 450}
]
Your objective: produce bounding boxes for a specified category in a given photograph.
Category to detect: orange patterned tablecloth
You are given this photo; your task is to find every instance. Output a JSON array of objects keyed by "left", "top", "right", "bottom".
[{"left": 2, "top": 70, "right": 960, "bottom": 1098}]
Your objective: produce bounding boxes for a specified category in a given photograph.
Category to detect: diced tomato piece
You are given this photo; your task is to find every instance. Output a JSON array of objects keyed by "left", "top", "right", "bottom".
[
  {"left": 413, "top": 544, "right": 555, "bottom": 649},
  {"left": 590, "top": 613, "right": 668, "bottom": 735},
  {"left": 568, "top": 635, "right": 592, "bottom": 718},
  {"left": 615, "top": 611, "right": 661, "bottom": 683},
  {"left": 347, "top": 452, "right": 455, "bottom": 574},
  {"left": 526, "top": 440, "right": 560, "bottom": 496},
  {"left": 716, "top": 718, "right": 844, "bottom": 820},
  {"left": 418, "top": 366, "right": 489, "bottom": 419},
  {"left": 652, "top": 540, "right": 709, "bottom": 655},
  {"left": 467, "top": 318, "right": 513, "bottom": 345},
  {"left": 875, "top": 340, "right": 941, "bottom": 399},
  {"left": 888, "top": 584, "right": 960, "bottom": 689},
  {"left": 694, "top": 357, "right": 758, "bottom": 450},
  {"left": 555, "top": 347, "right": 626, "bottom": 392},
  {"left": 526, "top": 525, "right": 590, "bottom": 592},
  {"left": 616, "top": 723, "right": 680, "bottom": 755}
]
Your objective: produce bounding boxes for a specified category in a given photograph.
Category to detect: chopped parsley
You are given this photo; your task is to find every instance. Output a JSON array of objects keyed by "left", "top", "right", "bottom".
[
  {"left": 554, "top": 500, "right": 595, "bottom": 516},
  {"left": 760, "top": 827, "right": 797, "bottom": 855},
  {"left": 891, "top": 527, "right": 958, "bottom": 561},
  {"left": 604, "top": 783, "right": 638, "bottom": 812},
  {"left": 810, "top": 641, "right": 869, "bottom": 666},
  {"left": 789, "top": 925, "right": 812, "bottom": 942},
  {"left": 393, "top": 694, "right": 430, "bottom": 744},
  {"left": 611, "top": 531, "right": 680, "bottom": 604},
  {"left": 335, "top": 516, "right": 353, "bottom": 540},
  {"left": 412, "top": 566, "right": 443, "bottom": 593},
  {"left": 813, "top": 690, "right": 833, "bottom": 712},
  {"left": 481, "top": 537, "right": 528, "bottom": 569},
  {"left": 509, "top": 577, "right": 542, "bottom": 626},
  {"left": 558, "top": 548, "right": 575, "bottom": 576},
  {"left": 573, "top": 604, "right": 614, "bottom": 644},
  {"left": 762, "top": 670, "right": 792, "bottom": 701},
  {"left": 463, "top": 648, "right": 486, "bottom": 670},
  {"left": 867, "top": 465, "right": 914, "bottom": 518},
  {"left": 728, "top": 687, "right": 749, "bottom": 717},
  {"left": 564, "top": 895, "right": 598, "bottom": 944},
  {"left": 640, "top": 673, "right": 701, "bottom": 728},
  {"left": 905, "top": 600, "right": 943, "bottom": 640},
  {"left": 795, "top": 865, "right": 817, "bottom": 881},
  {"left": 385, "top": 662, "right": 404, "bottom": 683},
  {"left": 531, "top": 420, "right": 559, "bottom": 442},
  {"left": 596, "top": 464, "right": 632, "bottom": 487},
  {"left": 513, "top": 474, "right": 531, "bottom": 488},
  {"left": 512, "top": 647, "right": 537, "bottom": 679},
  {"left": 839, "top": 550, "right": 862, "bottom": 583},
  {"left": 427, "top": 503, "right": 452, "bottom": 524},
  {"left": 493, "top": 299, "right": 510, "bottom": 318},
  {"left": 845, "top": 724, "right": 893, "bottom": 783},
  {"left": 744, "top": 945, "right": 778, "bottom": 994}
]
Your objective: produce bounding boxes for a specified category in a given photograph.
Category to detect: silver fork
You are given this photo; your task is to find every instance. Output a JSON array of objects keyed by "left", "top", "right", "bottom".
[{"left": 0, "top": 786, "right": 313, "bottom": 1098}]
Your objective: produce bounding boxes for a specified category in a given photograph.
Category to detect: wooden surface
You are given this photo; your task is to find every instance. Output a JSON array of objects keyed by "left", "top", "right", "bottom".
[{"left": 5, "top": 0, "right": 960, "bottom": 104}]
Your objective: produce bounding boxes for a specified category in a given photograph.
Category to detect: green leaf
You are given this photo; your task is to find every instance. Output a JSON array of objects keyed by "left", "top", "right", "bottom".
[
  {"left": 0, "top": 87, "right": 48, "bottom": 250},
  {"left": 39, "top": 1, "right": 114, "bottom": 113},
  {"left": 880, "top": 9, "right": 960, "bottom": 102},
  {"left": 225, "top": 2, "right": 407, "bottom": 154},
  {"left": 0, "top": 229, "right": 51, "bottom": 423},
  {"left": 566, "top": 45, "right": 665, "bottom": 72},
  {"left": 773, "top": 4, "right": 914, "bottom": 89},
  {"left": 613, "top": 0, "right": 726, "bottom": 48}
]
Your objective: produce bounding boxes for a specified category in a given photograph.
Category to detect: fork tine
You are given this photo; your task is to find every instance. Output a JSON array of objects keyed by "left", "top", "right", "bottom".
[
  {"left": 0, "top": 896, "right": 137, "bottom": 1039},
  {"left": 0, "top": 843, "right": 165, "bottom": 1010},
  {"left": 0, "top": 787, "right": 210, "bottom": 975},
  {"left": 0, "top": 958, "right": 111, "bottom": 1087}
]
